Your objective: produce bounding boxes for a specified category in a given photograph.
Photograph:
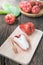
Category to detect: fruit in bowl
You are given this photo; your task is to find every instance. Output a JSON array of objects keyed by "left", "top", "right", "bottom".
[
  {"left": 19, "top": 1, "right": 32, "bottom": 13},
  {"left": 28, "top": 0, "right": 35, "bottom": 6},
  {"left": 19, "top": 0, "right": 26, "bottom": 9},
  {"left": 19, "top": 0, "right": 43, "bottom": 14},
  {"left": 35, "top": 1, "right": 42, "bottom": 8},
  {"left": 32, "top": 5, "right": 40, "bottom": 14},
  {"left": 22, "top": 2, "right": 32, "bottom": 13}
]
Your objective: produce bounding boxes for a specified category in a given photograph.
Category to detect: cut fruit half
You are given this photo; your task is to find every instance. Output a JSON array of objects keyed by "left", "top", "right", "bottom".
[{"left": 12, "top": 34, "right": 30, "bottom": 51}]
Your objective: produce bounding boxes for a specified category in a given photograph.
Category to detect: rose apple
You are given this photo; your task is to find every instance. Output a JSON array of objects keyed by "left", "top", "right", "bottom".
[
  {"left": 32, "top": 5, "right": 40, "bottom": 14},
  {"left": 22, "top": 2, "right": 32, "bottom": 13},
  {"left": 19, "top": 22, "right": 35, "bottom": 35},
  {"left": 29, "top": 1, "right": 35, "bottom": 6},
  {"left": 19, "top": 0, "right": 32, "bottom": 13},
  {"left": 35, "top": 1, "right": 42, "bottom": 8},
  {"left": 19, "top": 0, "right": 26, "bottom": 9},
  {"left": 5, "top": 14, "right": 16, "bottom": 25}
]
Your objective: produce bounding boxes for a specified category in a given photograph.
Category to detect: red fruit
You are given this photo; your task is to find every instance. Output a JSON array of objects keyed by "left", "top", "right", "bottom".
[
  {"left": 22, "top": 6, "right": 29, "bottom": 13},
  {"left": 26, "top": 22, "right": 35, "bottom": 34},
  {"left": 19, "top": 22, "right": 35, "bottom": 35},
  {"left": 19, "top": 3, "right": 24, "bottom": 9},
  {"left": 19, "top": 1, "right": 26, "bottom": 9},
  {"left": 35, "top": 1, "right": 42, "bottom": 8},
  {"left": 5, "top": 14, "right": 16, "bottom": 24},
  {"left": 32, "top": 5, "right": 40, "bottom": 14},
  {"left": 29, "top": 1, "right": 35, "bottom": 6},
  {"left": 22, "top": 2, "right": 32, "bottom": 13},
  {"left": 26, "top": 2, "right": 32, "bottom": 12},
  {"left": 19, "top": 23, "right": 25, "bottom": 30}
]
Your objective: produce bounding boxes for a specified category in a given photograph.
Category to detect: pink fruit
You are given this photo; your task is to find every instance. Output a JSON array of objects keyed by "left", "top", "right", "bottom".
[
  {"left": 22, "top": 7, "right": 29, "bottom": 13},
  {"left": 19, "top": 0, "right": 32, "bottom": 13},
  {"left": 19, "top": 0, "right": 26, "bottom": 9},
  {"left": 5, "top": 14, "right": 16, "bottom": 25},
  {"left": 22, "top": 2, "right": 32, "bottom": 13},
  {"left": 27, "top": 2, "right": 32, "bottom": 8},
  {"left": 29, "top": 1, "right": 35, "bottom": 6},
  {"left": 19, "top": 22, "right": 35, "bottom": 35},
  {"left": 32, "top": 5, "right": 40, "bottom": 14},
  {"left": 35, "top": 1, "right": 42, "bottom": 8}
]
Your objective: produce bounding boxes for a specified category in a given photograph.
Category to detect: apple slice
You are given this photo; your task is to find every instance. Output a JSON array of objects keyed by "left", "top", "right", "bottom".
[{"left": 12, "top": 34, "right": 30, "bottom": 51}]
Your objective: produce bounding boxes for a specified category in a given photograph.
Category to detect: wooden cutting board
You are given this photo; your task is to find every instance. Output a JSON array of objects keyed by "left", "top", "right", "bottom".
[{"left": 0, "top": 26, "right": 43, "bottom": 65}]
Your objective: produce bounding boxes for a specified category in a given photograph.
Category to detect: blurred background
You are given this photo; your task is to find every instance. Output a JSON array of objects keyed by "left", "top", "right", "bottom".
[{"left": 0, "top": 0, "right": 43, "bottom": 8}]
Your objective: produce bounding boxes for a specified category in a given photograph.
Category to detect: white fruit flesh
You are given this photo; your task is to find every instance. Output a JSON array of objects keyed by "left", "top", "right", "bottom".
[{"left": 13, "top": 34, "right": 29, "bottom": 50}]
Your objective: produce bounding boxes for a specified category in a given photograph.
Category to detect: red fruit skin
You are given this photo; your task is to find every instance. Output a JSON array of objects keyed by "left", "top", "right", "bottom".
[
  {"left": 19, "top": 23, "right": 25, "bottom": 31},
  {"left": 19, "top": 0, "right": 32, "bottom": 13},
  {"left": 29, "top": 1, "right": 35, "bottom": 6},
  {"left": 19, "top": 1, "right": 26, "bottom": 9},
  {"left": 35, "top": 1, "right": 42, "bottom": 8},
  {"left": 19, "top": 22, "right": 35, "bottom": 35},
  {"left": 22, "top": 6, "right": 29, "bottom": 13},
  {"left": 26, "top": 22, "right": 35, "bottom": 34},
  {"left": 19, "top": 3, "right": 24, "bottom": 9},
  {"left": 22, "top": 2, "right": 32, "bottom": 13},
  {"left": 5, "top": 14, "right": 16, "bottom": 25},
  {"left": 15, "top": 34, "right": 21, "bottom": 38},
  {"left": 26, "top": 2, "right": 32, "bottom": 12},
  {"left": 32, "top": 5, "right": 40, "bottom": 14}
]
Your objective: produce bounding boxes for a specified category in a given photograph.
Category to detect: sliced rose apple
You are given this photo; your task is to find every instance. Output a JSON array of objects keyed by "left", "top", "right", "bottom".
[{"left": 12, "top": 34, "right": 30, "bottom": 51}]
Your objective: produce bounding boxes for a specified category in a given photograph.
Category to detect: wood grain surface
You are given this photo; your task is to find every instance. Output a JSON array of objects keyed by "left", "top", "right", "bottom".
[{"left": 0, "top": 0, "right": 43, "bottom": 65}]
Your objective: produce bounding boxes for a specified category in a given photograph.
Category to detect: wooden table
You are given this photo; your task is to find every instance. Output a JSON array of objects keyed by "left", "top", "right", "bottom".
[{"left": 0, "top": 0, "right": 43, "bottom": 65}]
